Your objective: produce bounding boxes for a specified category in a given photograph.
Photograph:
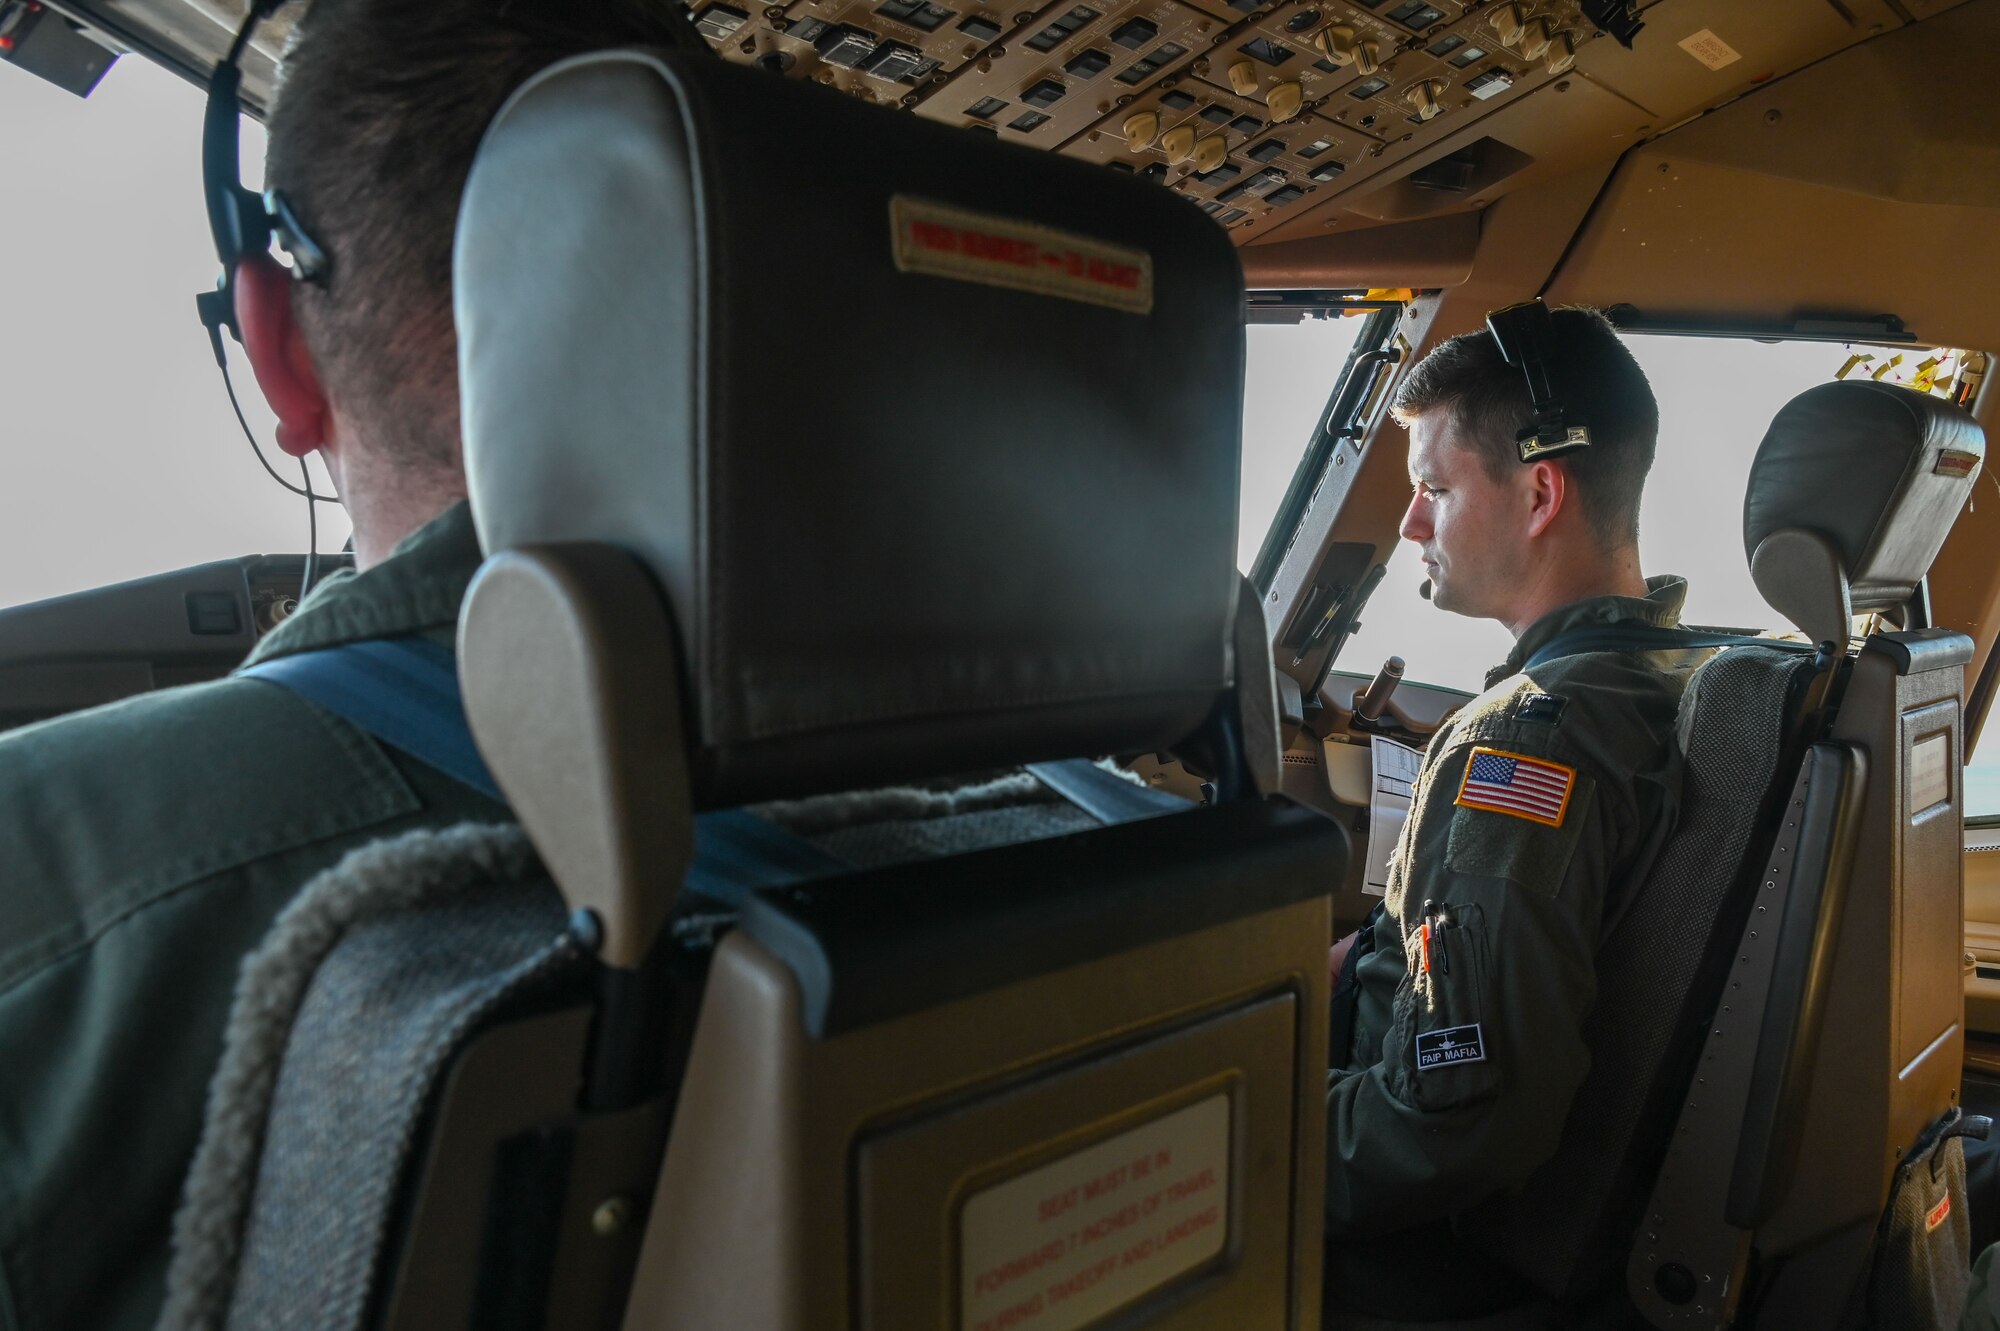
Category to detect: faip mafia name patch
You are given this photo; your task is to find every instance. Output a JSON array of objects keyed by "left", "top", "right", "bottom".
[
  {"left": 1415, "top": 1023, "right": 1486, "bottom": 1071},
  {"left": 1455, "top": 747, "right": 1576, "bottom": 828}
]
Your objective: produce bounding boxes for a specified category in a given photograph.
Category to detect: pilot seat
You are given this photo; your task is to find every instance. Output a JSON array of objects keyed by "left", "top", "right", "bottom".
[
  {"left": 1433, "top": 378, "right": 1988, "bottom": 1330},
  {"left": 155, "top": 43, "right": 1346, "bottom": 1331}
]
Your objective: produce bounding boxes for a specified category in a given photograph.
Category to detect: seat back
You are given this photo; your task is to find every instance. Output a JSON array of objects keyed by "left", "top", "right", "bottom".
[
  {"left": 626, "top": 799, "right": 1335, "bottom": 1330},
  {"left": 163, "top": 44, "right": 1342, "bottom": 1331},
  {"left": 1619, "top": 382, "right": 1986, "bottom": 1328},
  {"left": 1451, "top": 382, "right": 1984, "bottom": 1324},
  {"left": 1459, "top": 642, "right": 1822, "bottom": 1303},
  {"left": 450, "top": 47, "right": 1339, "bottom": 1327}
]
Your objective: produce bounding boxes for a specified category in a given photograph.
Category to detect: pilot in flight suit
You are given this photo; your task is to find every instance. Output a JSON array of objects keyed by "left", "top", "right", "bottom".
[
  {"left": 1322, "top": 303, "right": 1689, "bottom": 1321},
  {"left": 1327, "top": 578, "right": 1690, "bottom": 1318},
  {"left": 0, "top": 2, "right": 691, "bottom": 1328},
  {"left": 0, "top": 505, "right": 503, "bottom": 1331}
]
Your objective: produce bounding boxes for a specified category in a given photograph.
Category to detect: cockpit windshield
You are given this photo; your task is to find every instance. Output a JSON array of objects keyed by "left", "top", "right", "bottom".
[
  {"left": 1338, "top": 334, "right": 1981, "bottom": 694},
  {"left": 1238, "top": 314, "right": 1366, "bottom": 572},
  {"left": 0, "top": 54, "right": 347, "bottom": 611}
]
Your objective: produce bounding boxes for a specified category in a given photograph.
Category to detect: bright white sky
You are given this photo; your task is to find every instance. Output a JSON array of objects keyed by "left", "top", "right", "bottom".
[
  {"left": 0, "top": 52, "right": 347, "bottom": 612},
  {"left": 2, "top": 53, "right": 1993, "bottom": 802},
  {"left": 1351, "top": 333, "right": 1866, "bottom": 691},
  {"left": 1247, "top": 328, "right": 1913, "bottom": 694}
]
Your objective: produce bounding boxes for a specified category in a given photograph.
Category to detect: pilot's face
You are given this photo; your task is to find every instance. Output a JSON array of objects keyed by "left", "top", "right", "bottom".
[{"left": 1399, "top": 413, "right": 1525, "bottom": 621}]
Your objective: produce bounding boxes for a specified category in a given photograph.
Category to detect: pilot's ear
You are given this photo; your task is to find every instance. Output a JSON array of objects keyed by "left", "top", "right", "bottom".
[
  {"left": 1524, "top": 457, "right": 1567, "bottom": 539},
  {"left": 234, "top": 253, "right": 331, "bottom": 460}
]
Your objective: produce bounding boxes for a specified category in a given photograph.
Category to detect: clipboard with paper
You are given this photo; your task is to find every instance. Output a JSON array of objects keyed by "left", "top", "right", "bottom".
[{"left": 1364, "top": 735, "right": 1424, "bottom": 895}]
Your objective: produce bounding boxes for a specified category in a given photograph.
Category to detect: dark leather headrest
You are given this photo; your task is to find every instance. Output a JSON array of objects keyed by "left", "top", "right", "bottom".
[
  {"left": 1742, "top": 381, "right": 1983, "bottom": 644},
  {"left": 455, "top": 49, "right": 1247, "bottom": 804}
]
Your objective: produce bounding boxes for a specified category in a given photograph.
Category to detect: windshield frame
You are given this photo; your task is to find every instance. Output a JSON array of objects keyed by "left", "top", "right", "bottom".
[{"left": 1246, "top": 302, "right": 1403, "bottom": 595}]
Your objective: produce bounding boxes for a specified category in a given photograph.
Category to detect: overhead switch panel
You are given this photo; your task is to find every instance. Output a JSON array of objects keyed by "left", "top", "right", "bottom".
[{"left": 690, "top": 0, "right": 1606, "bottom": 237}]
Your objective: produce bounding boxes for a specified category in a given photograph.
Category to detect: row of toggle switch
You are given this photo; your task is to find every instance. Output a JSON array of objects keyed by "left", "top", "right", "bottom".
[
  {"left": 1492, "top": 3, "right": 1578, "bottom": 74},
  {"left": 1120, "top": 110, "right": 1232, "bottom": 168}
]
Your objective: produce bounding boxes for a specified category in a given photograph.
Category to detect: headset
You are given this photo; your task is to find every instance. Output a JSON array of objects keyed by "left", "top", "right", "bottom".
[
  {"left": 196, "top": 0, "right": 332, "bottom": 601},
  {"left": 1415, "top": 298, "right": 1591, "bottom": 602},
  {"left": 1485, "top": 298, "right": 1592, "bottom": 463},
  {"left": 194, "top": 0, "right": 718, "bottom": 604}
]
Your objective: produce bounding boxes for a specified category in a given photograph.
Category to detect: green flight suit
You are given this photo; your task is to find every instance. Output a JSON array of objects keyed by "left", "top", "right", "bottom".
[
  {"left": 1964, "top": 1244, "right": 1999, "bottom": 1331},
  {"left": 1326, "top": 576, "right": 1691, "bottom": 1318},
  {"left": 0, "top": 502, "right": 504, "bottom": 1331}
]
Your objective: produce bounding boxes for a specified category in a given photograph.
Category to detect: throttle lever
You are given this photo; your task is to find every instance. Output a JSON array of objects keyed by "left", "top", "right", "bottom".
[{"left": 1354, "top": 655, "right": 1405, "bottom": 724}]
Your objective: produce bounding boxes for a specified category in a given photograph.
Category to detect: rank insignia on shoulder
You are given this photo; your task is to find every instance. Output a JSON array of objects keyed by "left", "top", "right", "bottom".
[
  {"left": 1455, "top": 746, "right": 1576, "bottom": 828},
  {"left": 1517, "top": 692, "right": 1567, "bottom": 724}
]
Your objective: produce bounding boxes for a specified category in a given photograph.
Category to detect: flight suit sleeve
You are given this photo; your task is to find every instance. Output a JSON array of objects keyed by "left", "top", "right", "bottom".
[{"left": 1325, "top": 721, "right": 1624, "bottom": 1236}]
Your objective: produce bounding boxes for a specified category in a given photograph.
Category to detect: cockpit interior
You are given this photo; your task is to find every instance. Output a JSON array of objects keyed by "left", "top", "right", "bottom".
[{"left": 1, "top": 0, "right": 1998, "bottom": 1328}]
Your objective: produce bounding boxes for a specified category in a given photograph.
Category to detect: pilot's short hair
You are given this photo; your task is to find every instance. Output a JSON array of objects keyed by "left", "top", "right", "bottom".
[
  {"left": 1390, "top": 306, "right": 1660, "bottom": 547},
  {"left": 265, "top": 0, "right": 685, "bottom": 475}
]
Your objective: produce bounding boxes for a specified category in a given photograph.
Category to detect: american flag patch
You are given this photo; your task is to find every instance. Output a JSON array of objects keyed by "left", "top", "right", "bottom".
[{"left": 1455, "top": 747, "right": 1576, "bottom": 827}]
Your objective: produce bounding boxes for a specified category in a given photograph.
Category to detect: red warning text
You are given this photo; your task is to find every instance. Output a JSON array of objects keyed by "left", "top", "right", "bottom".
[
  {"left": 891, "top": 196, "right": 1155, "bottom": 315},
  {"left": 963, "top": 1097, "right": 1230, "bottom": 1331}
]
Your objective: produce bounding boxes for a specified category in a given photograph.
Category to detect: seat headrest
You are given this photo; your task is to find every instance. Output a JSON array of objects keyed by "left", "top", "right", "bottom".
[
  {"left": 1742, "top": 381, "right": 1983, "bottom": 646},
  {"left": 455, "top": 49, "right": 1247, "bottom": 805}
]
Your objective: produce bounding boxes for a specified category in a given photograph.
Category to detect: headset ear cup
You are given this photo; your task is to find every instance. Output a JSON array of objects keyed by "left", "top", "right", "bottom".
[
  {"left": 195, "top": 0, "right": 322, "bottom": 350},
  {"left": 1487, "top": 298, "right": 1589, "bottom": 459}
]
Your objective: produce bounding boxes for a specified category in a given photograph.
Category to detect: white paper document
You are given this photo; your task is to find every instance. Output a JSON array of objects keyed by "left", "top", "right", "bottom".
[{"left": 1364, "top": 736, "right": 1424, "bottom": 895}]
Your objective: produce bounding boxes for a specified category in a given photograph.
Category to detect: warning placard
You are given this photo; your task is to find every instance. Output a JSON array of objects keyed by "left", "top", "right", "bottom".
[
  {"left": 959, "top": 1094, "right": 1231, "bottom": 1331},
  {"left": 890, "top": 196, "right": 1155, "bottom": 316},
  {"left": 1678, "top": 28, "right": 1741, "bottom": 71}
]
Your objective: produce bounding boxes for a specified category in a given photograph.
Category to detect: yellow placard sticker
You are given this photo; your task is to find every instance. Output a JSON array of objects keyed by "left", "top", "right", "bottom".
[
  {"left": 890, "top": 196, "right": 1154, "bottom": 315},
  {"left": 1871, "top": 353, "right": 1905, "bottom": 382},
  {"left": 1455, "top": 746, "right": 1577, "bottom": 828},
  {"left": 1836, "top": 353, "right": 1871, "bottom": 381},
  {"left": 1678, "top": 28, "right": 1741, "bottom": 71}
]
